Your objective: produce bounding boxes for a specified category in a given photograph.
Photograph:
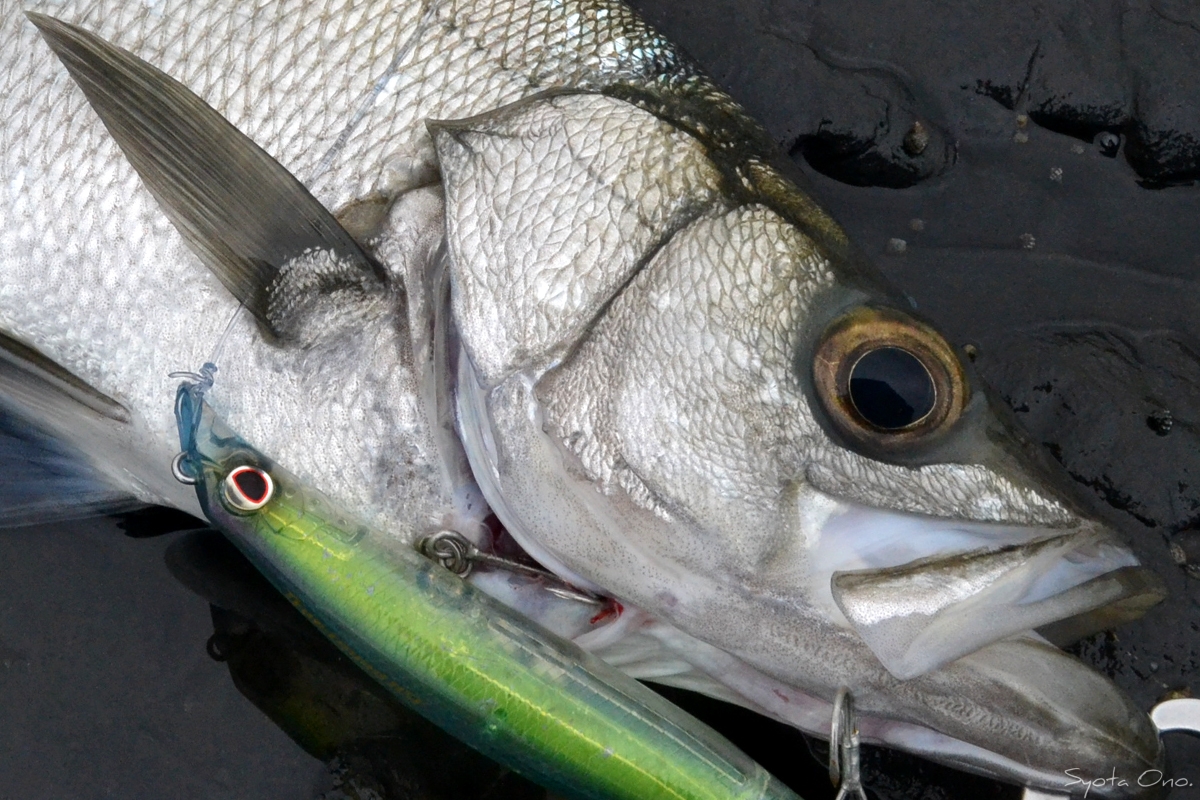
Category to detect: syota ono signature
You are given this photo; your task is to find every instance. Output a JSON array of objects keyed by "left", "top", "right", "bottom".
[{"left": 1065, "top": 768, "right": 1194, "bottom": 798}]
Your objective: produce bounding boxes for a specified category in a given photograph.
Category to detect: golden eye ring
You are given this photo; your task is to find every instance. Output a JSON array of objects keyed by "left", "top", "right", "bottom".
[{"left": 813, "top": 307, "right": 968, "bottom": 450}]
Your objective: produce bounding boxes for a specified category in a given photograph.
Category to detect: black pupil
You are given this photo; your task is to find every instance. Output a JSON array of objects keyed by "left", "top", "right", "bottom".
[
  {"left": 848, "top": 347, "right": 936, "bottom": 430},
  {"left": 234, "top": 469, "right": 268, "bottom": 503}
]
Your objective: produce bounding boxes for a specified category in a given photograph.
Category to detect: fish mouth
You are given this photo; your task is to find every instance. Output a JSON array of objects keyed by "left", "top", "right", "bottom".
[{"left": 805, "top": 495, "right": 1165, "bottom": 680}]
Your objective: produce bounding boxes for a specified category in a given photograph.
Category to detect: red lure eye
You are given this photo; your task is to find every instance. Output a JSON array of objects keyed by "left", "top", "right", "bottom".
[{"left": 221, "top": 465, "right": 274, "bottom": 513}]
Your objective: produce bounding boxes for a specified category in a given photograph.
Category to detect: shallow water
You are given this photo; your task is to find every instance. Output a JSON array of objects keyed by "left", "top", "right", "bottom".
[{"left": 3, "top": 0, "right": 1200, "bottom": 797}]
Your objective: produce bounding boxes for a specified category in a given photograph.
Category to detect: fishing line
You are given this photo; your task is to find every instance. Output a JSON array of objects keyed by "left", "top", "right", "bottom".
[
  {"left": 206, "top": 299, "right": 247, "bottom": 372},
  {"left": 310, "top": 0, "right": 446, "bottom": 184},
  {"left": 167, "top": 300, "right": 248, "bottom": 391}
]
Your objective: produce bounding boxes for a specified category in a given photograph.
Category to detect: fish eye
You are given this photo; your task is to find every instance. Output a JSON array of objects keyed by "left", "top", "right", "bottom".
[
  {"left": 221, "top": 465, "right": 275, "bottom": 513},
  {"left": 848, "top": 346, "right": 936, "bottom": 429},
  {"left": 813, "top": 307, "right": 967, "bottom": 449}
]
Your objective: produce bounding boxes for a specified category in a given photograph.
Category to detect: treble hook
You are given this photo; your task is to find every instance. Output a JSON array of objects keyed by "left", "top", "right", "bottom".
[
  {"left": 829, "top": 687, "right": 868, "bottom": 800},
  {"left": 416, "top": 529, "right": 602, "bottom": 606}
]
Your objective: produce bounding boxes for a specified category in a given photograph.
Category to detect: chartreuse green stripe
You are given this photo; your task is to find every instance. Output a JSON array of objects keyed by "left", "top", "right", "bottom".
[{"left": 175, "top": 382, "right": 800, "bottom": 800}]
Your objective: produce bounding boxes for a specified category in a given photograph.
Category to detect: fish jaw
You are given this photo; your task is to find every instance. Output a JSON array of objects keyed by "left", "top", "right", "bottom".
[
  {"left": 635, "top": 622, "right": 1162, "bottom": 798},
  {"left": 815, "top": 504, "right": 1154, "bottom": 680}
]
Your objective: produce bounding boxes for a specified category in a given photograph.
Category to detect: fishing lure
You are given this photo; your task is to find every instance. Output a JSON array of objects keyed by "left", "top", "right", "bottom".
[{"left": 172, "top": 368, "right": 800, "bottom": 800}]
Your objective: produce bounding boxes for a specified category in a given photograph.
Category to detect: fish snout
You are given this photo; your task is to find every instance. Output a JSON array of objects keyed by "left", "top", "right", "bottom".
[{"left": 808, "top": 499, "right": 1165, "bottom": 680}]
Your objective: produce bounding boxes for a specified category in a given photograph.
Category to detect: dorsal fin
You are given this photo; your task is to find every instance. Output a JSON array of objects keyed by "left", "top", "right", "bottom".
[{"left": 27, "top": 12, "right": 385, "bottom": 341}]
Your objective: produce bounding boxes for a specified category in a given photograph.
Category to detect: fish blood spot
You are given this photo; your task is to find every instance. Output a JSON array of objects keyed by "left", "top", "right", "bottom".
[
  {"left": 590, "top": 600, "right": 623, "bottom": 625},
  {"left": 848, "top": 347, "right": 935, "bottom": 430}
]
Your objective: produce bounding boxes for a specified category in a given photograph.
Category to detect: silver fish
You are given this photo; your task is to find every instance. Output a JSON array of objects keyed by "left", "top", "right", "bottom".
[{"left": 0, "top": 0, "right": 1167, "bottom": 793}]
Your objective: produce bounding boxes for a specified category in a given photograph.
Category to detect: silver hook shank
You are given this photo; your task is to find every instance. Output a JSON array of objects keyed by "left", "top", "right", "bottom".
[{"left": 830, "top": 687, "right": 867, "bottom": 800}]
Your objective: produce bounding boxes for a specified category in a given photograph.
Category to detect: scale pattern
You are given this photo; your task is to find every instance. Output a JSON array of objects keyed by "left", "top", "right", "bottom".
[{"left": 0, "top": 0, "right": 712, "bottom": 528}]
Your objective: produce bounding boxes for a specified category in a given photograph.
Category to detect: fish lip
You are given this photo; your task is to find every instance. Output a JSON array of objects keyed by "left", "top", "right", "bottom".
[{"left": 808, "top": 495, "right": 1162, "bottom": 679}]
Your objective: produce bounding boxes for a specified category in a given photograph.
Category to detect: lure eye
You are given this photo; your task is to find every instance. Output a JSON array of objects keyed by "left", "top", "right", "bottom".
[
  {"left": 813, "top": 307, "right": 967, "bottom": 451},
  {"left": 221, "top": 465, "right": 275, "bottom": 513}
]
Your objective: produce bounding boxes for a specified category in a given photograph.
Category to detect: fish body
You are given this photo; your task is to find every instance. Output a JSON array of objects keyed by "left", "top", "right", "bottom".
[{"left": 0, "top": 0, "right": 1167, "bottom": 794}]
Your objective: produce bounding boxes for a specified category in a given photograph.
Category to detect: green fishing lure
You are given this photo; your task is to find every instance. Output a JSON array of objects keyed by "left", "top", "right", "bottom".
[{"left": 173, "top": 371, "right": 800, "bottom": 800}]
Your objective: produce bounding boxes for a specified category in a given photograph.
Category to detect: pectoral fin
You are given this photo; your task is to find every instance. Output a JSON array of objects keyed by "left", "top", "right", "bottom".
[
  {"left": 27, "top": 12, "right": 385, "bottom": 342},
  {"left": 0, "top": 331, "right": 128, "bottom": 425},
  {"left": 0, "top": 332, "right": 141, "bottom": 526}
]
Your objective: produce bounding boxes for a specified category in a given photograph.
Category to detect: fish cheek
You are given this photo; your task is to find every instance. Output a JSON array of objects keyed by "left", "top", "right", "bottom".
[
  {"left": 540, "top": 204, "right": 837, "bottom": 579},
  {"left": 432, "top": 92, "right": 724, "bottom": 387}
]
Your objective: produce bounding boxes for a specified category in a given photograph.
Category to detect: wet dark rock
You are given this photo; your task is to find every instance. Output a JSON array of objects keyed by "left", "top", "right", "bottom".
[
  {"left": 1024, "top": 1, "right": 1130, "bottom": 141},
  {"left": 983, "top": 326, "right": 1200, "bottom": 535},
  {"left": 787, "top": 65, "right": 953, "bottom": 188},
  {"left": 632, "top": 0, "right": 1200, "bottom": 187},
  {"left": 0, "top": 520, "right": 321, "bottom": 797},
  {"left": 1122, "top": 2, "right": 1200, "bottom": 186}
]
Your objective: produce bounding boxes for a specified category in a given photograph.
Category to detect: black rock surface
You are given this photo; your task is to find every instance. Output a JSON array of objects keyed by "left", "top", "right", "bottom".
[{"left": 631, "top": 0, "right": 1200, "bottom": 187}]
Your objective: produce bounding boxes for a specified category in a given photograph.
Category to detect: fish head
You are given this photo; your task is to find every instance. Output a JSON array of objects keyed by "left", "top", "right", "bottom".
[{"left": 439, "top": 91, "right": 1165, "bottom": 792}]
